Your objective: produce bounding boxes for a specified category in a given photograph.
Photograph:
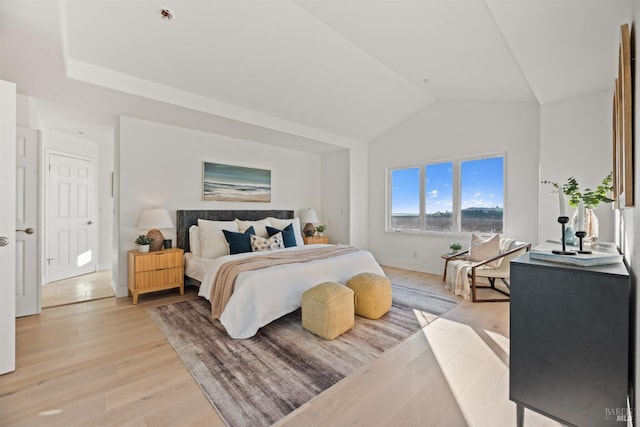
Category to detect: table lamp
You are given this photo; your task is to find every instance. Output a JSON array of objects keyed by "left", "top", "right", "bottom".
[
  {"left": 300, "top": 208, "right": 319, "bottom": 237},
  {"left": 138, "top": 208, "right": 174, "bottom": 251}
]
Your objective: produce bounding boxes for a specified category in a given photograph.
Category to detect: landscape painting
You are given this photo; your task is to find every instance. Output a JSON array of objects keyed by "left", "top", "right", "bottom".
[{"left": 202, "top": 162, "right": 271, "bottom": 202}]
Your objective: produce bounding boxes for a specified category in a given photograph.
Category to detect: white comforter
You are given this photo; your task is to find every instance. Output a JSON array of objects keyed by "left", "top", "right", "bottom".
[{"left": 194, "top": 244, "right": 384, "bottom": 339}]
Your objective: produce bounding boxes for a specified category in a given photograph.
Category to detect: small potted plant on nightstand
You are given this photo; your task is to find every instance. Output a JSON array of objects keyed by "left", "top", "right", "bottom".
[
  {"left": 135, "top": 235, "right": 153, "bottom": 253},
  {"left": 315, "top": 224, "right": 327, "bottom": 237},
  {"left": 449, "top": 242, "right": 462, "bottom": 254}
]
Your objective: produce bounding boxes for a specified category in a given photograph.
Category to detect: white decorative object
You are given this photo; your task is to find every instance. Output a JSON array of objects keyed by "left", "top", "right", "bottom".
[
  {"left": 138, "top": 244, "right": 150, "bottom": 253},
  {"left": 577, "top": 201, "right": 585, "bottom": 231},
  {"left": 571, "top": 206, "right": 599, "bottom": 243},
  {"left": 558, "top": 190, "right": 566, "bottom": 217}
]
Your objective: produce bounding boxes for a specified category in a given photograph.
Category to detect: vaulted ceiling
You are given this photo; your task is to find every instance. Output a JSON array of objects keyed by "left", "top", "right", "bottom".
[{"left": 0, "top": 0, "right": 633, "bottom": 151}]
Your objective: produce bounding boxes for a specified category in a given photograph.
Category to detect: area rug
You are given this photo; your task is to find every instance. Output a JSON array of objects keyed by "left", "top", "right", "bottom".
[{"left": 148, "top": 284, "right": 458, "bottom": 427}]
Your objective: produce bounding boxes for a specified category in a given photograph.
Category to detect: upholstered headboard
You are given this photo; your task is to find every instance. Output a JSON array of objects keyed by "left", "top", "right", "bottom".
[{"left": 176, "top": 210, "right": 294, "bottom": 253}]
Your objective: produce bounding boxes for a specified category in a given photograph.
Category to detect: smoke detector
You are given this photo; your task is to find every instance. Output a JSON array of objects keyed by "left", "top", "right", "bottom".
[{"left": 157, "top": 8, "right": 174, "bottom": 21}]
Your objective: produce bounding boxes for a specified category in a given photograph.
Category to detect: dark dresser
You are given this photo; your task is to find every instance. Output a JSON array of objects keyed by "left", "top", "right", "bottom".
[{"left": 510, "top": 253, "right": 630, "bottom": 427}]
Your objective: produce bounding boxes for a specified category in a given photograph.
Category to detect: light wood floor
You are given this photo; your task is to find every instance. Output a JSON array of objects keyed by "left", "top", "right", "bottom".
[
  {"left": 1, "top": 267, "right": 561, "bottom": 427},
  {"left": 42, "top": 271, "right": 115, "bottom": 308}
]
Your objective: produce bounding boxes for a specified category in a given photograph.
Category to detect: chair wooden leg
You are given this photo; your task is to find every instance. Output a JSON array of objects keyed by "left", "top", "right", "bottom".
[
  {"left": 471, "top": 270, "right": 477, "bottom": 302},
  {"left": 469, "top": 274, "right": 510, "bottom": 303}
]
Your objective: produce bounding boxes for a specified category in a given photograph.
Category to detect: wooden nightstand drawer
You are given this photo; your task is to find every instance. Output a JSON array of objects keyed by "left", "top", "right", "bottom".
[
  {"left": 134, "top": 267, "right": 183, "bottom": 290},
  {"left": 133, "top": 250, "right": 182, "bottom": 272}
]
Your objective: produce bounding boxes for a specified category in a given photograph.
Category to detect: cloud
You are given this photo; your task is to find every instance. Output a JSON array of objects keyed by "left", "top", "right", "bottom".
[{"left": 428, "top": 190, "right": 438, "bottom": 198}]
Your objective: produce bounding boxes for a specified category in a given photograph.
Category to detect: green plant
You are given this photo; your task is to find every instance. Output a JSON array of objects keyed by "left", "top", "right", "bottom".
[
  {"left": 449, "top": 242, "right": 462, "bottom": 251},
  {"left": 315, "top": 224, "right": 327, "bottom": 233},
  {"left": 135, "top": 234, "right": 153, "bottom": 245},
  {"left": 542, "top": 173, "right": 613, "bottom": 209}
]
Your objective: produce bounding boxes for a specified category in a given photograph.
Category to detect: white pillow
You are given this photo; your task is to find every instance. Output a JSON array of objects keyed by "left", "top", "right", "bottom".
[
  {"left": 267, "top": 217, "right": 304, "bottom": 246},
  {"left": 197, "top": 219, "right": 239, "bottom": 259},
  {"left": 189, "top": 225, "right": 200, "bottom": 257},
  {"left": 469, "top": 234, "right": 500, "bottom": 268},
  {"left": 250, "top": 232, "right": 284, "bottom": 252},
  {"left": 235, "top": 218, "right": 272, "bottom": 238}
]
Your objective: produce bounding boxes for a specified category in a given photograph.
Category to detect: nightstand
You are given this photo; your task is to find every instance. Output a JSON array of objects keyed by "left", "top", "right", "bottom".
[
  {"left": 128, "top": 248, "right": 184, "bottom": 304},
  {"left": 303, "top": 236, "right": 329, "bottom": 245}
]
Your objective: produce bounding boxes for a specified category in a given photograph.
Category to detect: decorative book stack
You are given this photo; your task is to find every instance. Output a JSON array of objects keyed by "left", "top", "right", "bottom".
[{"left": 529, "top": 241, "right": 622, "bottom": 267}]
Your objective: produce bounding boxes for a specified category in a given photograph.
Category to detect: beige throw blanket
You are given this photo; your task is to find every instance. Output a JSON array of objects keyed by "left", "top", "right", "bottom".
[
  {"left": 445, "top": 259, "right": 474, "bottom": 301},
  {"left": 210, "top": 245, "right": 359, "bottom": 318}
]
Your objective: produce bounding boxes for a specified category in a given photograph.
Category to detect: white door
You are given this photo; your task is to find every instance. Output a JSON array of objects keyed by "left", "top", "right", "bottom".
[
  {"left": 0, "top": 80, "right": 17, "bottom": 375},
  {"left": 16, "top": 127, "right": 40, "bottom": 317},
  {"left": 46, "top": 153, "right": 97, "bottom": 282}
]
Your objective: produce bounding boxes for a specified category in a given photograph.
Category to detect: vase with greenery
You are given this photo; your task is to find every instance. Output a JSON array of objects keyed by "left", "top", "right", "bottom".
[
  {"left": 449, "top": 242, "right": 462, "bottom": 253},
  {"left": 542, "top": 173, "right": 613, "bottom": 243},
  {"left": 135, "top": 235, "right": 153, "bottom": 253},
  {"left": 315, "top": 224, "right": 327, "bottom": 237}
]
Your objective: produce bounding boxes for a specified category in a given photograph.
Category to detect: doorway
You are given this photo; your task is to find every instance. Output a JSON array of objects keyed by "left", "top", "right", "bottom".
[{"left": 37, "top": 132, "right": 115, "bottom": 309}]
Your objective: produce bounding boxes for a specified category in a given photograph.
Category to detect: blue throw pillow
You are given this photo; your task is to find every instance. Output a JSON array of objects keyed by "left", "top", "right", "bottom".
[
  {"left": 223, "top": 226, "right": 255, "bottom": 255},
  {"left": 266, "top": 223, "right": 297, "bottom": 248}
]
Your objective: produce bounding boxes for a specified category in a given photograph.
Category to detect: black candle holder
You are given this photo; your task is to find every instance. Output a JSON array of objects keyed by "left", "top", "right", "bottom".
[
  {"left": 552, "top": 216, "right": 576, "bottom": 255},
  {"left": 574, "top": 231, "right": 592, "bottom": 254}
]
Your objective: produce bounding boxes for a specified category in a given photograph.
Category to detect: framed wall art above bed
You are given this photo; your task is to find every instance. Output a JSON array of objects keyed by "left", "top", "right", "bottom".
[{"left": 202, "top": 162, "right": 271, "bottom": 202}]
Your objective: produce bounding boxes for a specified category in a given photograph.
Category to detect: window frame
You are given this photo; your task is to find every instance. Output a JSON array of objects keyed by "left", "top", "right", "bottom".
[{"left": 386, "top": 152, "right": 506, "bottom": 236}]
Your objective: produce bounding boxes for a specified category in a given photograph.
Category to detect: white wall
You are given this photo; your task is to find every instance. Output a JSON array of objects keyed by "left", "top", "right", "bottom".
[
  {"left": 115, "top": 116, "right": 322, "bottom": 296},
  {"left": 349, "top": 141, "right": 370, "bottom": 249},
  {"left": 321, "top": 149, "right": 350, "bottom": 244},
  {"left": 97, "top": 139, "right": 114, "bottom": 270},
  {"left": 16, "top": 95, "right": 37, "bottom": 128},
  {"left": 368, "top": 100, "right": 540, "bottom": 274},
  {"left": 539, "top": 90, "right": 615, "bottom": 244}
]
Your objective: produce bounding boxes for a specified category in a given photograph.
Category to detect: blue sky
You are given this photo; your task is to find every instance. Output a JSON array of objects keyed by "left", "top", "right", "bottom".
[{"left": 392, "top": 157, "right": 504, "bottom": 214}]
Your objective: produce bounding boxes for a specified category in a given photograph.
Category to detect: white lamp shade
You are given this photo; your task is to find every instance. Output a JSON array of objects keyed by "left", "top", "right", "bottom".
[
  {"left": 300, "top": 208, "right": 319, "bottom": 224},
  {"left": 137, "top": 208, "right": 174, "bottom": 229}
]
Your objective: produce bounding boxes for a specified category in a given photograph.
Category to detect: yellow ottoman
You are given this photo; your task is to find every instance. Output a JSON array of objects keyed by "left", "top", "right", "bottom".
[
  {"left": 346, "top": 273, "right": 392, "bottom": 319},
  {"left": 302, "top": 282, "right": 355, "bottom": 340}
]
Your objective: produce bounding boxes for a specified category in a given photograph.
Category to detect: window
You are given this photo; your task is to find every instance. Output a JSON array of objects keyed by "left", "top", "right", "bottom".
[
  {"left": 460, "top": 157, "right": 504, "bottom": 233},
  {"left": 425, "top": 162, "right": 453, "bottom": 232},
  {"left": 388, "top": 155, "right": 504, "bottom": 234},
  {"left": 390, "top": 167, "right": 420, "bottom": 230}
]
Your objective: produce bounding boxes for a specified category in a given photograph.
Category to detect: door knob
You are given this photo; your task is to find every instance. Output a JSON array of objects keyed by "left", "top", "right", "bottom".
[
  {"left": 16, "top": 227, "right": 34, "bottom": 234},
  {"left": 87, "top": 221, "right": 93, "bottom": 225},
  {"left": 0, "top": 237, "right": 9, "bottom": 247}
]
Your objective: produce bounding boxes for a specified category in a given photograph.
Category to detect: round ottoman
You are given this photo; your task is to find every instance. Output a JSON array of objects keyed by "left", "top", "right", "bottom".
[
  {"left": 346, "top": 273, "right": 392, "bottom": 319},
  {"left": 302, "top": 282, "right": 354, "bottom": 340}
]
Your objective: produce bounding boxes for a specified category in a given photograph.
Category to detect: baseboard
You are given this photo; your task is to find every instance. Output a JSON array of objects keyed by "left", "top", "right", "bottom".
[
  {"left": 376, "top": 256, "right": 441, "bottom": 276},
  {"left": 113, "top": 282, "right": 129, "bottom": 298}
]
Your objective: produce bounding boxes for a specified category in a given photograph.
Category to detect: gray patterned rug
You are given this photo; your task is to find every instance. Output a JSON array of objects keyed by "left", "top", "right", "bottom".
[{"left": 148, "top": 284, "right": 458, "bottom": 427}]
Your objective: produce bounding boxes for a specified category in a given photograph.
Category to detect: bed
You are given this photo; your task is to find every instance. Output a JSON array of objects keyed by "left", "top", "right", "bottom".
[{"left": 176, "top": 210, "right": 385, "bottom": 339}]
